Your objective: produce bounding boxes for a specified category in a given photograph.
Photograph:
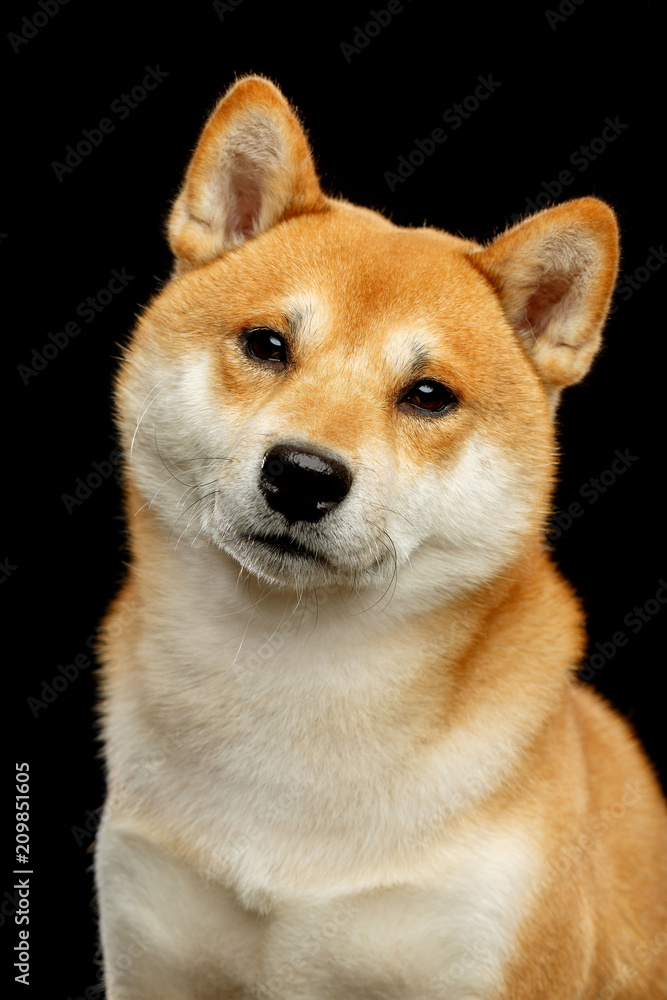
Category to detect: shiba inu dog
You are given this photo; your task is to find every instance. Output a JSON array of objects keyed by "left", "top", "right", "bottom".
[{"left": 94, "top": 75, "right": 667, "bottom": 998}]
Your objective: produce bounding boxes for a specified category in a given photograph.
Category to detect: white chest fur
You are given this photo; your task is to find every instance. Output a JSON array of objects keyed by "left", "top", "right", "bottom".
[
  {"left": 98, "top": 553, "right": 538, "bottom": 997},
  {"left": 97, "top": 811, "right": 533, "bottom": 999},
  {"left": 105, "top": 550, "right": 530, "bottom": 891}
]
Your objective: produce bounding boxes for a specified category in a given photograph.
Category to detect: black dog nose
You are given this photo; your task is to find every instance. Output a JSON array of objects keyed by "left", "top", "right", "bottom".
[{"left": 260, "top": 444, "right": 353, "bottom": 524}]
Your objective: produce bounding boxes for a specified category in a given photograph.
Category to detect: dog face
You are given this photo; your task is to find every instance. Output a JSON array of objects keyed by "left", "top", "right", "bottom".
[{"left": 116, "top": 77, "right": 618, "bottom": 598}]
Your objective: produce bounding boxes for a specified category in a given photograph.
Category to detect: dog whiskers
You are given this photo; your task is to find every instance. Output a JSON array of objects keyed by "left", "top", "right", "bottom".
[
  {"left": 130, "top": 376, "right": 172, "bottom": 459},
  {"left": 346, "top": 531, "right": 399, "bottom": 617},
  {"left": 228, "top": 605, "right": 256, "bottom": 672},
  {"left": 170, "top": 490, "right": 221, "bottom": 548}
]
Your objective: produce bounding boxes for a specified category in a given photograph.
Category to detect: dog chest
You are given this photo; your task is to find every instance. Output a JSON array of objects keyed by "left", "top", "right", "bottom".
[
  {"left": 243, "top": 876, "right": 524, "bottom": 999},
  {"left": 97, "top": 813, "right": 532, "bottom": 999}
]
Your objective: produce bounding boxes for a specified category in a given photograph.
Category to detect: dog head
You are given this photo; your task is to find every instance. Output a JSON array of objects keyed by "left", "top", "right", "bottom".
[{"left": 116, "top": 76, "right": 618, "bottom": 599}]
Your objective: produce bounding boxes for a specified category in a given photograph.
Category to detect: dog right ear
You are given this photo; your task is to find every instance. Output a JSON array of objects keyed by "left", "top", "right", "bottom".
[
  {"left": 469, "top": 198, "right": 619, "bottom": 404},
  {"left": 167, "top": 75, "right": 328, "bottom": 273}
]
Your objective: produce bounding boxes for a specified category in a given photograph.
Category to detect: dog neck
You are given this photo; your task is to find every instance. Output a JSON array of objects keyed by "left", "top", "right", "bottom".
[
  {"left": 120, "top": 488, "right": 582, "bottom": 752},
  {"left": 101, "top": 492, "right": 585, "bottom": 900}
]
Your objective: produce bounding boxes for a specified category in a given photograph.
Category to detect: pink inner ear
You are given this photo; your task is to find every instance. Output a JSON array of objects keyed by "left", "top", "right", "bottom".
[
  {"left": 226, "top": 154, "right": 264, "bottom": 240},
  {"left": 522, "top": 273, "right": 572, "bottom": 337}
]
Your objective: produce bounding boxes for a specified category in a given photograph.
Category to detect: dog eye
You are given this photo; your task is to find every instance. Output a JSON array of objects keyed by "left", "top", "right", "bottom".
[
  {"left": 244, "top": 329, "right": 288, "bottom": 365},
  {"left": 400, "top": 380, "right": 456, "bottom": 414}
]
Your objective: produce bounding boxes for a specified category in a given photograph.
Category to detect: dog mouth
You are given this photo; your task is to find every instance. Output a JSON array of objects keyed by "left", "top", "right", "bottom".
[
  {"left": 223, "top": 526, "right": 397, "bottom": 588},
  {"left": 239, "top": 532, "right": 330, "bottom": 565}
]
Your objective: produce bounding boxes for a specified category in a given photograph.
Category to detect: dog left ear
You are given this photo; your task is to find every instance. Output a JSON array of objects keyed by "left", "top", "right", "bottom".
[
  {"left": 167, "top": 75, "right": 328, "bottom": 273},
  {"left": 469, "top": 198, "right": 619, "bottom": 398}
]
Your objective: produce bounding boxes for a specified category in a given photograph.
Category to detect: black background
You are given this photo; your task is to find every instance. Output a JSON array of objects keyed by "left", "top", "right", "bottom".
[{"left": 3, "top": 1, "right": 665, "bottom": 996}]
